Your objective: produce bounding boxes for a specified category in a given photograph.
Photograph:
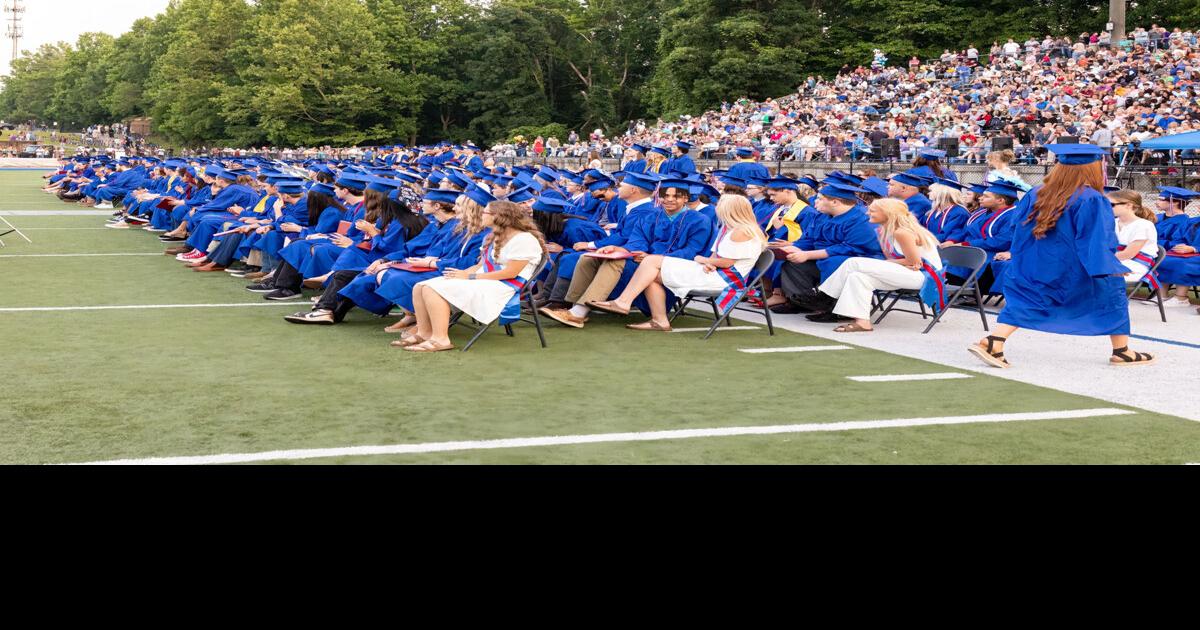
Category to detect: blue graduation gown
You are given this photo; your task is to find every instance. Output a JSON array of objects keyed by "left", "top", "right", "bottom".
[
  {"left": 624, "top": 159, "right": 647, "bottom": 174},
  {"left": 614, "top": 208, "right": 714, "bottom": 314},
  {"left": 955, "top": 205, "right": 1016, "bottom": 292},
  {"left": 1156, "top": 218, "right": 1200, "bottom": 286},
  {"left": 668, "top": 154, "right": 697, "bottom": 175},
  {"left": 556, "top": 199, "right": 657, "bottom": 280},
  {"left": 373, "top": 221, "right": 488, "bottom": 312},
  {"left": 923, "top": 205, "right": 969, "bottom": 243},
  {"left": 339, "top": 219, "right": 444, "bottom": 316},
  {"left": 726, "top": 160, "right": 770, "bottom": 183},
  {"left": 1156, "top": 213, "right": 1192, "bottom": 248},
  {"left": 903, "top": 193, "right": 933, "bottom": 223},
  {"left": 796, "top": 205, "right": 884, "bottom": 278},
  {"left": 998, "top": 186, "right": 1130, "bottom": 336}
]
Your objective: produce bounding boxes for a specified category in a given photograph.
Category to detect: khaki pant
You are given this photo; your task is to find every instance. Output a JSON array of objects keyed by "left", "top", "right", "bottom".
[{"left": 565, "top": 257, "right": 627, "bottom": 305}]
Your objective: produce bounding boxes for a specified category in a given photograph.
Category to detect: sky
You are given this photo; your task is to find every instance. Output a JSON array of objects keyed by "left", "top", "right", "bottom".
[{"left": 2, "top": 0, "right": 173, "bottom": 75}]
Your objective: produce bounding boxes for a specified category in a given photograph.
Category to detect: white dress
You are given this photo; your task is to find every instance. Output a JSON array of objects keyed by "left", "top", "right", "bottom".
[
  {"left": 1115, "top": 217, "right": 1158, "bottom": 282},
  {"left": 419, "top": 232, "right": 544, "bottom": 324},
  {"left": 660, "top": 229, "right": 763, "bottom": 297}
]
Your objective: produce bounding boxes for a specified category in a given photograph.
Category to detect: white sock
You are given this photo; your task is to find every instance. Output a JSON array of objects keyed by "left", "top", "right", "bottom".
[{"left": 569, "top": 305, "right": 590, "bottom": 318}]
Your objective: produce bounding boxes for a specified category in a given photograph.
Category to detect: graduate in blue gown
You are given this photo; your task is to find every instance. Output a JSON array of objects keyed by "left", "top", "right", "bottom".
[
  {"left": 666, "top": 141, "right": 697, "bottom": 175},
  {"left": 914, "top": 148, "right": 959, "bottom": 182},
  {"left": 888, "top": 171, "right": 934, "bottom": 223},
  {"left": 726, "top": 147, "right": 771, "bottom": 183},
  {"left": 922, "top": 178, "right": 970, "bottom": 243},
  {"left": 971, "top": 144, "right": 1155, "bottom": 368},
  {"left": 1151, "top": 186, "right": 1200, "bottom": 307},
  {"left": 623, "top": 144, "right": 649, "bottom": 174},
  {"left": 948, "top": 180, "right": 1021, "bottom": 295}
]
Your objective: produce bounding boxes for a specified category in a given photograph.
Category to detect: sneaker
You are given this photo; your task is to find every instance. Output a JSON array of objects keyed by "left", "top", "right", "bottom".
[
  {"left": 105, "top": 220, "right": 130, "bottom": 229},
  {"left": 125, "top": 216, "right": 149, "bottom": 225},
  {"left": 265, "top": 289, "right": 303, "bottom": 301},
  {"left": 284, "top": 310, "right": 335, "bottom": 325},
  {"left": 144, "top": 227, "right": 167, "bottom": 233},
  {"left": 158, "top": 235, "right": 186, "bottom": 242},
  {"left": 1164, "top": 297, "right": 1194, "bottom": 308},
  {"left": 226, "top": 261, "right": 251, "bottom": 272},
  {"left": 243, "top": 271, "right": 269, "bottom": 280},
  {"left": 246, "top": 282, "right": 276, "bottom": 293},
  {"left": 95, "top": 202, "right": 114, "bottom": 210}
]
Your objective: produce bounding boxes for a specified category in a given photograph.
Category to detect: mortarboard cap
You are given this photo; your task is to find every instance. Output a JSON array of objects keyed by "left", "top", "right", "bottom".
[{"left": 1046, "top": 143, "right": 1108, "bottom": 165}]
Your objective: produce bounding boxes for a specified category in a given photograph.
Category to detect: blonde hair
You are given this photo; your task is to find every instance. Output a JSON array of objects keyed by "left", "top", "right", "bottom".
[
  {"left": 928, "top": 183, "right": 963, "bottom": 212},
  {"left": 1107, "top": 189, "right": 1156, "bottom": 223},
  {"left": 453, "top": 195, "right": 486, "bottom": 235},
  {"left": 715, "top": 194, "right": 768, "bottom": 246},
  {"left": 646, "top": 151, "right": 667, "bottom": 173},
  {"left": 987, "top": 149, "right": 1015, "bottom": 169},
  {"left": 871, "top": 198, "right": 940, "bottom": 250}
]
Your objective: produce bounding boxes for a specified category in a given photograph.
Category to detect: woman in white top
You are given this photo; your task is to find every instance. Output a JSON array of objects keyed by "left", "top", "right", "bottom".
[
  {"left": 1108, "top": 189, "right": 1159, "bottom": 283},
  {"left": 587, "top": 194, "right": 767, "bottom": 332},
  {"left": 403, "top": 200, "right": 546, "bottom": 352},
  {"left": 818, "top": 198, "right": 944, "bottom": 333},
  {"left": 986, "top": 149, "right": 1030, "bottom": 191}
]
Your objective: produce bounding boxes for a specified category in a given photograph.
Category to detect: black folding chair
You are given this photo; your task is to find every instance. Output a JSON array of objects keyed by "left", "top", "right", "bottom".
[
  {"left": 1126, "top": 247, "right": 1167, "bottom": 323},
  {"left": 668, "top": 250, "right": 776, "bottom": 340},
  {"left": 449, "top": 259, "right": 549, "bottom": 352},
  {"left": 872, "top": 245, "right": 990, "bottom": 334}
]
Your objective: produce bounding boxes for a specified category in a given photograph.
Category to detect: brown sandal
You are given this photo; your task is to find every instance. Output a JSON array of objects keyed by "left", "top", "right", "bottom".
[
  {"left": 968, "top": 336, "right": 1011, "bottom": 369},
  {"left": 834, "top": 323, "right": 873, "bottom": 333},
  {"left": 384, "top": 318, "right": 415, "bottom": 333},
  {"left": 588, "top": 300, "right": 631, "bottom": 316},
  {"left": 1110, "top": 347, "right": 1156, "bottom": 367},
  {"left": 625, "top": 320, "right": 672, "bottom": 332},
  {"left": 405, "top": 340, "right": 456, "bottom": 353},
  {"left": 390, "top": 334, "right": 426, "bottom": 348}
]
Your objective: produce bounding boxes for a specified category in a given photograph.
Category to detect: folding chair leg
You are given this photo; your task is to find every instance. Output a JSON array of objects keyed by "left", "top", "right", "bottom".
[
  {"left": 702, "top": 313, "right": 727, "bottom": 340},
  {"left": 670, "top": 297, "right": 692, "bottom": 323},
  {"left": 873, "top": 294, "right": 902, "bottom": 326},
  {"left": 759, "top": 281, "right": 775, "bottom": 336},
  {"left": 1157, "top": 293, "right": 1167, "bottom": 323},
  {"left": 527, "top": 296, "right": 548, "bottom": 348},
  {"left": 974, "top": 284, "right": 990, "bottom": 331},
  {"left": 461, "top": 322, "right": 492, "bottom": 352}
]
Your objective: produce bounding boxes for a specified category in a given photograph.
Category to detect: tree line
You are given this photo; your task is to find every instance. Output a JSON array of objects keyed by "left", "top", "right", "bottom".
[{"left": 1, "top": 0, "right": 1194, "bottom": 148}]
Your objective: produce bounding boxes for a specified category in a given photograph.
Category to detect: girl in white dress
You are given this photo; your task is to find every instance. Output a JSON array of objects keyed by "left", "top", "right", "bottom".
[
  {"left": 1108, "top": 189, "right": 1159, "bottom": 284},
  {"left": 587, "top": 195, "right": 767, "bottom": 331},
  {"left": 403, "top": 200, "right": 547, "bottom": 352},
  {"left": 818, "top": 198, "right": 944, "bottom": 332}
]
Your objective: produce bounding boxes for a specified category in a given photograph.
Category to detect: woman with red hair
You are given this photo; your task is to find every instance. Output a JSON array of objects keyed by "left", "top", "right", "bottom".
[{"left": 969, "top": 144, "right": 1156, "bottom": 368}]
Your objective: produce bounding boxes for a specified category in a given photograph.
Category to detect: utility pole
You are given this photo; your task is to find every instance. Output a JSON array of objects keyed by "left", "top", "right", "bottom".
[
  {"left": 1109, "top": 0, "right": 1126, "bottom": 43},
  {"left": 4, "top": 0, "right": 24, "bottom": 70}
]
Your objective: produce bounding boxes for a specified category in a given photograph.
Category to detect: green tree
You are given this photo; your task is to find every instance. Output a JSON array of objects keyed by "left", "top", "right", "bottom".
[{"left": 0, "top": 43, "right": 70, "bottom": 124}]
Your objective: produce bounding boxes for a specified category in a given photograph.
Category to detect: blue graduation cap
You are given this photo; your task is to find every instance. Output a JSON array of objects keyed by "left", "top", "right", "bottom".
[
  {"left": 931, "top": 177, "right": 965, "bottom": 191},
  {"left": 423, "top": 188, "right": 460, "bottom": 205},
  {"left": 492, "top": 175, "right": 515, "bottom": 188},
  {"left": 765, "top": 177, "right": 802, "bottom": 191},
  {"left": 649, "top": 146, "right": 671, "bottom": 157},
  {"left": 716, "top": 173, "right": 747, "bottom": 189},
  {"left": 532, "top": 197, "right": 575, "bottom": 215},
  {"left": 309, "top": 182, "right": 337, "bottom": 197},
  {"left": 582, "top": 169, "right": 605, "bottom": 181},
  {"left": 1157, "top": 186, "right": 1200, "bottom": 202},
  {"left": 631, "top": 143, "right": 649, "bottom": 154},
  {"left": 890, "top": 172, "right": 929, "bottom": 188},
  {"left": 690, "top": 183, "right": 721, "bottom": 201},
  {"left": 367, "top": 176, "right": 402, "bottom": 193},
  {"left": 505, "top": 187, "right": 536, "bottom": 204},
  {"left": 622, "top": 172, "right": 662, "bottom": 192},
  {"left": 587, "top": 177, "right": 615, "bottom": 192},
  {"left": 968, "top": 183, "right": 989, "bottom": 196},
  {"left": 983, "top": 180, "right": 1024, "bottom": 199},
  {"left": 819, "top": 183, "right": 866, "bottom": 201},
  {"left": 1046, "top": 143, "right": 1108, "bottom": 165},
  {"left": 917, "top": 148, "right": 947, "bottom": 160},
  {"left": 563, "top": 171, "right": 585, "bottom": 185},
  {"left": 658, "top": 177, "right": 694, "bottom": 193},
  {"left": 462, "top": 183, "right": 495, "bottom": 208},
  {"left": 443, "top": 170, "right": 472, "bottom": 189},
  {"left": 859, "top": 176, "right": 890, "bottom": 198},
  {"left": 335, "top": 172, "right": 371, "bottom": 191},
  {"left": 534, "top": 166, "right": 560, "bottom": 182},
  {"left": 427, "top": 172, "right": 446, "bottom": 186},
  {"left": 735, "top": 147, "right": 756, "bottom": 158},
  {"left": 276, "top": 181, "right": 306, "bottom": 195},
  {"left": 1103, "top": 186, "right": 1123, "bottom": 194},
  {"left": 675, "top": 141, "right": 694, "bottom": 152},
  {"left": 394, "top": 170, "right": 423, "bottom": 184}
]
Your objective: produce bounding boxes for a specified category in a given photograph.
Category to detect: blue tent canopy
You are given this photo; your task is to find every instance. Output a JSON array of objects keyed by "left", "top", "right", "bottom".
[{"left": 1139, "top": 130, "right": 1200, "bottom": 150}]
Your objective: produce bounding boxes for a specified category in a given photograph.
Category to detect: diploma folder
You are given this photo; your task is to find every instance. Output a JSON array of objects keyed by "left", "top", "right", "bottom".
[
  {"left": 584, "top": 251, "right": 636, "bottom": 260},
  {"left": 391, "top": 263, "right": 438, "bottom": 273}
]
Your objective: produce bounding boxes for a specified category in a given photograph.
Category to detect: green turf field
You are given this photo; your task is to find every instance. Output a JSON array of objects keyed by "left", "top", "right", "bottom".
[{"left": 4, "top": 170, "right": 1200, "bottom": 464}]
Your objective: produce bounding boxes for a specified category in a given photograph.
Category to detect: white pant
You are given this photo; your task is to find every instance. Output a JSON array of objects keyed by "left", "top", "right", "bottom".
[
  {"left": 1121, "top": 259, "right": 1149, "bottom": 283},
  {"left": 819, "top": 257, "right": 927, "bottom": 320}
]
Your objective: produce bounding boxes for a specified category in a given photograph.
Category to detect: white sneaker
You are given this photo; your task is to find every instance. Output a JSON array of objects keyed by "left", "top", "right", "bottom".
[
  {"left": 144, "top": 227, "right": 167, "bottom": 233},
  {"left": 94, "top": 202, "right": 114, "bottom": 210},
  {"left": 1163, "top": 297, "right": 1194, "bottom": 308},
  {"left": 105, "top": 221, "right": 129, "bottom": 229}
]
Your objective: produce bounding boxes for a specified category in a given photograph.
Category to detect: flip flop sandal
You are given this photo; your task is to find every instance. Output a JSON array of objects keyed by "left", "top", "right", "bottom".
[
  {"left": 391, "top": 335, "right": 426, "bottom": 348},
  {"left": 834, "top": 323, "right": 874, "bottom": 333},
  {"left": 968, "top": 335, "right": 1011, "bottom": 369},
  {"left": 587, "top": 300, "right": 631, "bottom": 316},
  {"left": 405, "top": 340, "right": 456, "bottom": 353},
  {"left": 1110, "top": 347, "right": 1156, "bottom": 367},
  {"left": 625, "top": 321, "right": 672, "bottom": 332}
]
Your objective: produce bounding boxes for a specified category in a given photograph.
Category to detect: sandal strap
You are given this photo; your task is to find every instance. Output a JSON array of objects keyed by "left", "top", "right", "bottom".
[{"left": 1112, "top": 346, "right": 1130, "bottom": 355}]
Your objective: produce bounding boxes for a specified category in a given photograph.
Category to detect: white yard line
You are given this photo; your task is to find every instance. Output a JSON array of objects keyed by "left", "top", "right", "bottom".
[
  {"left": 847, "top": 373, "right": 974, "bottom": 382},
  {"left": 0, "top": 303, "right": 303, "bottom": 313},
  {"left": 71, "top": 408, "right": 1136, "bottom": 465},
  {"left": 670, "top": 326, "right": 760, "bottom": 333},
  {"left": 0, "top": 252, "right": 162, "bottom": 258},
  {"left": 0, "top": 210, "right": 113, "bottom": 216},
  {"left": 739, "top": 345, "right": 852, "bottom": 354},
  {"left": 16, "top": 227, "right": 108, "bottom": 231}
]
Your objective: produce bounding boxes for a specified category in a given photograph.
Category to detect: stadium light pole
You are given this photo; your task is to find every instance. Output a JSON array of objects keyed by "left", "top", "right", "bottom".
[{"left": 1109, "top": 0, "right": 1126, "bottom": 43}]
